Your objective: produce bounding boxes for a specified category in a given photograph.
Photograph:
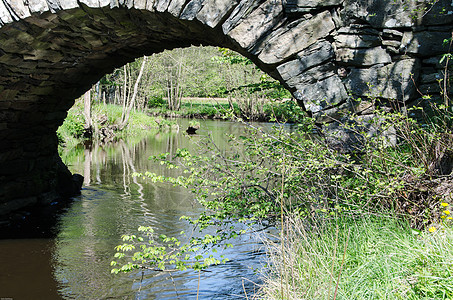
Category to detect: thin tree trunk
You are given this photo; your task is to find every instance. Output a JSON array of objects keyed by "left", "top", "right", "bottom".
[
  {"left": 121, "top": 64, "right": 128, "bottom": 122},
  {"left": 120, "top": 56, "right": 148, "bottom": 129},
  {"left": 83, "top": 89, "right": 92, "bottom": 129}
]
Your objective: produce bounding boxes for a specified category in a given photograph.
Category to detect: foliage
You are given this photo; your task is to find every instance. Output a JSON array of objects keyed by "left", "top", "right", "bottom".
[
  {"left": 147, "top": 95, "right": 167, "bottom": 108},
  {"left": 111, "top": 226, "right": 229, "bottom": 274},
  {"left": 259, "top": 214, "right": 453, "bottom": 300},
  {"left": 112, "top": 99, "right": 453, "bottom": 277},
  {"left": 57, "top": 102, "right": 86, "bottom": 148}
]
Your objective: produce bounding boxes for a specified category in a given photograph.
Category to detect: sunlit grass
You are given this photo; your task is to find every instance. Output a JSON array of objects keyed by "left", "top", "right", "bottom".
[{"left": 259, "top": 215, "right": 453, "bottom": 300}]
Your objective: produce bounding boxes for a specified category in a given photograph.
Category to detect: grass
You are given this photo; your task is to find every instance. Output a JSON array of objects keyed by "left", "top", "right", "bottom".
[
  {"left": 147, "top": 97, "right": 304, "bottom": 122},
  {"left": 259, "top": 214, "right": 453, "bottom": 300},
  {"left": 57, "top": 102, "right": 172, "bottom": 152}
]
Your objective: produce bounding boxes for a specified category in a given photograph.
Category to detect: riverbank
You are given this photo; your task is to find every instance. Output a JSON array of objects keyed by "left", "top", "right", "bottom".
[
  {"left": 147, "top": 97, "right": 305, "bottom": 123},
  {"left": 57, "top": 102, "right": 176, "bottom": 151}
]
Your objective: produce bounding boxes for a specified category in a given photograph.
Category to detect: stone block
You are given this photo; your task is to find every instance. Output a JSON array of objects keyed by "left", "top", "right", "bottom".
[
  {"left": 167, "top": 0, "right": 185, "bottom": 16},
  {"left": 196, "top": 0, "right": 238, "bottom": 28},
  {"left": 422, "top": 0, "right": 453, "bottom": 25},
  {"left": 420, "top": 83, "right": 442, "bottom": 94},
  {"left": 344, "top": 58, "right": 421, "bottom": 101},
  {"left": 336, "top": 47, "right": 391, "bottom": 67},
  {"left": 295, "top": 75, "right": 348, "bottom": 113},
  {"left": 285, "top": 0, "right": 343, "bottom": 13},
  {"left": 153, "top": 0, "right": 170, "bottom": 12},
  {"left": 0, "top": 0, "right": 14, "bottom": 24},
  {"left": 334, "top": 34, "right": 381, "bottom": 48},
  {"left": 227, "top": 0, "right": 282, "bottom": 49},
  {"left": 285, "top": 63, "right": 336, "bottom": 87},
  {"left": 402, "top": 31, "right": 452, "bottom": 57},
  {"left": 277, "top": 41, "right": 334, "bottom": 81},
  {"left": 341, "top": 0, "right": 419, "bottom": 28},
  {"left": 180, "top": 0, "right": 205, "bottom": 20},
  {"left": 258, "top": 11, "right": 335, "bottom": 64},
  {"left": 9, "top": 0, "right": 32, "bottom": 19},
  {"left": 0, "top": 197, "right": 38, "bottom": 215},
  {"left": 27, "top": 0, "right": 50, "bottom": 14},
  {"left": 421, "top": 72, "right": 443, "bottom": 84}
]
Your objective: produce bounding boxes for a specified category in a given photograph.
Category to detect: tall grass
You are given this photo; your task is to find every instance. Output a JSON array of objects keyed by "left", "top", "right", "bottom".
[{"left": 258, "top": 215, "right": 453, "bottom": 299}]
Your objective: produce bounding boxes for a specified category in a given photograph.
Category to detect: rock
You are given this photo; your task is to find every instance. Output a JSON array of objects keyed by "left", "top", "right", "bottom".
[
  {"left": 335, "top": 47, "right": 391, "bottom": 67},
  {"left": 295, "top": 75, "right": 348, "bottom": 113},
  {"left": 196, "top": 0, "right": 238, "bottom": 28},
  {"left": 227, "top": 0, "right": 283, "bottom": 49},
  {"left": 344, "top": 58, "right": 421, "bottom": 101},
  {"left": 402, "top": 31, "right": 452, "bottom": 57},
  {"left": 257, "top": 10, "right": 335, "bottom": 64},
  {"left": 277, "top": 41, "right": 334, "bottom": 81},
  {"left": 334, "top": 34, "right": 381, "bottom": 48},
  {"left": 341, "top": 0, "right": 419, "bottom": 28},
  {"left": 323, "top": 114, "right": 396, "bottom": 153},
  {"left": 285, "top": 0, "right": 343, "bottom": 13}
]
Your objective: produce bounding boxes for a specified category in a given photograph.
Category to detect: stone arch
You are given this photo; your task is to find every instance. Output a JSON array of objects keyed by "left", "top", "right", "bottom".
[{"left": 1, "top": 0, "right": 452, "bottom": 214}]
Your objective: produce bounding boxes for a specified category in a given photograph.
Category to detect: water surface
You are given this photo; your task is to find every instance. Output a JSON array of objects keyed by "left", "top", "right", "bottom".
[{"left": 1, "top": 119, "right": 277, "bottom": 299}]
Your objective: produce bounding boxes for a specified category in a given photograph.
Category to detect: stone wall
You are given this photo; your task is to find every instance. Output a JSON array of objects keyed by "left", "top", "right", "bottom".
[{"left": 0, "top": 0, "right": 452, "bottom": 214}]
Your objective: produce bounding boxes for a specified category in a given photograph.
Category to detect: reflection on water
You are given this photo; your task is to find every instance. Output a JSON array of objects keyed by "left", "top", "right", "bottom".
[{"left": 1, "top": 119, "right": 282, "bottom": 299}]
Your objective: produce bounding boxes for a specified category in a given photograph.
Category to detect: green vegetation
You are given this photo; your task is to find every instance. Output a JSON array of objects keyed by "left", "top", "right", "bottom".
[
  {"left": 110, "top": 99, "right": 453, "bottom": 297},
  {"left": 57, "top": 100, "right": 165, "bottom": 151},
  {"left": 83, "top": 40, "right": 452, "bottom": 297},
  {"left": 95, "top": 46, "right": 294, "bottom": 122},
  {"left": 261, "top": 215, "right": 453, "bottom": 299},
  {"left": 147, "top": 97, "right": 304, "bottom": 122}
]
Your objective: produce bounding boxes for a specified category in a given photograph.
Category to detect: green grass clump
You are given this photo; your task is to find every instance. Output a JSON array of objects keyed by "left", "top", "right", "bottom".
[{"left": 260, "top": 216, "right": 453, "bottom": 300}]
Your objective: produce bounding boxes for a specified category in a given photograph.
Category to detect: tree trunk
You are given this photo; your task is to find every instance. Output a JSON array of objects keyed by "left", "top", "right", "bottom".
[
  {"left": 120, "top": 56, "right": 148, "bottom": 130},
  {"left": 83, "top": 89, "right": 92, "bottom": 131}
]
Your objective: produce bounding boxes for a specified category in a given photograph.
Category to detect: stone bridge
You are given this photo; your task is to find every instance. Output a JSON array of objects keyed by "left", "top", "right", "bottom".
[{"left": 0, "top": 0, "right": 452, "bottom": 214}]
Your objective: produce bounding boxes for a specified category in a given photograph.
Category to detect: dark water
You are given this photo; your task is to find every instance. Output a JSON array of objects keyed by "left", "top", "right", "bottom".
[{"left": 0, "top": 119, "right": 282, "bottom": 299}]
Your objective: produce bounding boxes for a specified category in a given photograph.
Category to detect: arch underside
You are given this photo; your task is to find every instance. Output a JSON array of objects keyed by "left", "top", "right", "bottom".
[{"left": 0, "top": 0, "right": 452, "bottom": 214}]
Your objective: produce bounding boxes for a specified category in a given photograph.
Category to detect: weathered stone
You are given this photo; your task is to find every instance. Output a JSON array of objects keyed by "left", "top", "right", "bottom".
[
  {"left": 324, "top": 114, "right": 396, "bottom": 153},
  {"left": 295, "top": 75, "right": 348, "bottom": 113},
  {"left": 227, "top": 0, "right": 283, "bottom": 49},
  {"left": 180, "top": 0, "right": 205, "bottom": 20},
  {"left": 285, "top": 0, "right": 343, "bottom": 13},
  {"left": 420, "top": 83, "right": 442, "bottom": 94},
  {"left": 337, "top": 25, "right": 379, "bottom": 35},
  {"left": 382, "top": 29, "right": 403, "bottom": 38},
  {"left": 0, "top": 197, "right": 38, "bottom": 215},
  {"left": 421, "top": 0, "right": 453, "bottom": 25},
  {"left": 336, "top": 47, "right": 391, "bottom": 66},
  {"left": 221, "top": 0, "right": 262, "bottom": 34},
  {"left": 382, "top": 40, "right": 400, "bottom": 48},
  {"left": 167, "top": 0, "right": 186, "bottom": 16},
  {"left": 344, "top": 59, "right": 421, "bottom": 101},
  {"left": 9, "top": 0, "right": 31, "bottom": 19},
  {"left": 154, "top": 0, "right": 171, "bottom": 12},
  {"left": 285, "top": 63, "right": 336, "bottom": 87},
  {"left": 341, "top": 0, "right": 420, "bottom": 28},
  {"left": 196, "top": 0, "right": 238, "bottom": 28},
  {"left": 402, "top": 31, "right": 452, "bottom": 56},
  {"left": 257, "top": 11, "right": 335, "bottom": 64},
  {"left": 277, "top": 41, "right": 333, "bottom": 81},
  {"left": 0, "top": 0, "right": 14, "bottom": 24},
  {"left": 421, "top": 72, "right": 443, "bottom": 84},
  {"left": 334, "top": 34, "right": 381, "bottom": 48}
]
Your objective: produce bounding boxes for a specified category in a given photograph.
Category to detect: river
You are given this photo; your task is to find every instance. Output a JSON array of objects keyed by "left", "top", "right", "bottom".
[{"left": 0, "top": 119, "right": 283, "bottom": 299}]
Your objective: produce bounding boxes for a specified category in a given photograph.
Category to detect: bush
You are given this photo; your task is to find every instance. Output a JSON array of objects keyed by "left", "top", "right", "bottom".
[{"left": 147, "top": 96, "right": 167, "bottom": 108}]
